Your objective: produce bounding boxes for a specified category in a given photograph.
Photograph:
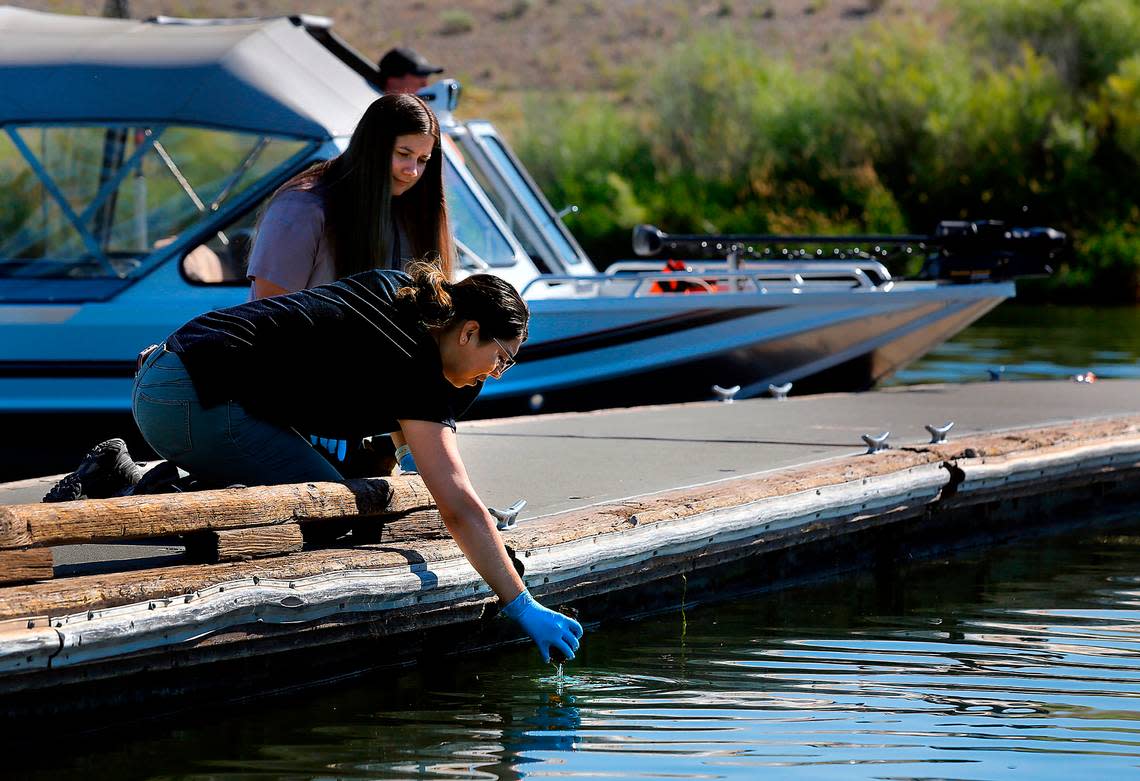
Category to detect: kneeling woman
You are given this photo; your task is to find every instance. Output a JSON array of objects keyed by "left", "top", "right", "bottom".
[{"left": 133, "top": 261, "right": 582, "bottom": 664}]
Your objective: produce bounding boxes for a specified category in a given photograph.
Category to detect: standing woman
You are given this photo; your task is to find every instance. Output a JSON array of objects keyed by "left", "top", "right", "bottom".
[
  {"left": 247, "top": 92, "right": 453, "bottom": 296},
  {"left": 132, "top": 262, "right": 583, "bottom": 664},
  {"left": 247, "top": 93, "right": 454, "bottom": 470}
]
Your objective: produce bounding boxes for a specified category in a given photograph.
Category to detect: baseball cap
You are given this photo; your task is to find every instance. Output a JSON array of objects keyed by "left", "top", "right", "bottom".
[{"left": 378, "top": 47, "right": 445, "bottom": 79}]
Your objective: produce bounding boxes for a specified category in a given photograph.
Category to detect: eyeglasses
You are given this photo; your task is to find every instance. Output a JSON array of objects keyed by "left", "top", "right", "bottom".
[{"left": 491, "top": 337, "right": 518, "bottom": 376}]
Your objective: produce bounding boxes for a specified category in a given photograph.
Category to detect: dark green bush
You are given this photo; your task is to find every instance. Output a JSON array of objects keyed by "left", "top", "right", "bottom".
[
  {"left": 511, "top": 3, "right": 1140, "bottom": 297},
  {"left": 515, "top": 94, "right": 653, "bottom": 260},
  {"left": 958, "top": 0, "right": 1140, "bottom": 91},
  {"left": 1042, "top": 218, "right": 1140, "bottom": 302}
]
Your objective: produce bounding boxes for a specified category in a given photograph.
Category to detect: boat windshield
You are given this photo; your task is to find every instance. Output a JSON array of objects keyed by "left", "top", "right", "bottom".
[
  {"left": 0, "top": 124, "right": 312, "bottom": 280},
  {"left": 443, "top": 156, "right": 518, "bottom": 268},
  {"left": 455, "top": 122, "right": 589, "bottom": 274}
]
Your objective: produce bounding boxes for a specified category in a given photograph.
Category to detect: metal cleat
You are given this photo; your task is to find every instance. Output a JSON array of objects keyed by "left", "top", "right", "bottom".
[
  {"left": 712, "top": 384, "right": 741, "bottom": 403},
  {"left": 986, "top": 366, "right": 1005, "bottom": 382},
  {"left": 862, "top": 431, "right": 891, "bottom": 454},
  {"left": 768, "top": 382, "right": 792, "bottom": 400},
  {"left": 925, "top": 421, "right": 954, "bottom": 444},
  {"left": 489, "top": 499, "right": 527, "bottom": 531}
]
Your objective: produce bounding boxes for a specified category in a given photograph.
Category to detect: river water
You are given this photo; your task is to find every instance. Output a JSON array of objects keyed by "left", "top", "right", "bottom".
[
  {"left": 891, "top": 304, "right": 1140, "bottom": 385},
  {"left": 26, "top": 512, "right": 1140, "bottom": 780}
]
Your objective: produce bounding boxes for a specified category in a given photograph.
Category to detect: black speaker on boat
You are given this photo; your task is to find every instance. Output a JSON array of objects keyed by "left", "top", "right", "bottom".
[{"left": 925, "top": 220, "right": 1067, "bottom": 282}]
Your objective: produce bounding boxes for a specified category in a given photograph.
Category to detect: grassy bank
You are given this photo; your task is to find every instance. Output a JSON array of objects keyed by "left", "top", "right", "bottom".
[{"left": 510, "top": 0, "right": 1140, "bottom": 302}]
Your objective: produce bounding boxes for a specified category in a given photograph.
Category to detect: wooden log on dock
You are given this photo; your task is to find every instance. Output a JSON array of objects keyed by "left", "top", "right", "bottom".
[
  {"left": 0, "top": 475, "right": 434, "bottom": 549},
  {"left": 0, "top": 548, "right": 54, "bottom": 585},
  {"left": 0, "top": 538, "right": 467, "bottom": 624},
  {"left": 377, "top": 508, "right": 448, "bottom": 543},
  {"left": 184, "top": 524, "right": 305, "bottom": 563},
  {"left": 300, "top": 507, "right": 447, "bottom": 545}
]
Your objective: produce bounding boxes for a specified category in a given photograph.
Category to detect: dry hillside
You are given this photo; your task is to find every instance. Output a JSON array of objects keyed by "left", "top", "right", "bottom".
[{"left": 11, "top": 0, "right": 947, "bottom": 115}]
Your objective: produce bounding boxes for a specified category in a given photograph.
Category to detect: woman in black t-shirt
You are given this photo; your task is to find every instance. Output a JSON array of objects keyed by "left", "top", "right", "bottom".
[{"left": 131, "top": 261, "right": 583, "bottom": 664}]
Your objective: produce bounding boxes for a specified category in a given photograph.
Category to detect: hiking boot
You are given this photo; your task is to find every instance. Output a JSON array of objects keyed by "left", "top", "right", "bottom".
[
  {"left": 42, "top": 438, "right": 144, "bottom": 503},
  {"left": 42, "top": 471, "right": 84, "bottom": 502},
  {"left": 130, "top": 460, "right": 183, "bottom": 496}
]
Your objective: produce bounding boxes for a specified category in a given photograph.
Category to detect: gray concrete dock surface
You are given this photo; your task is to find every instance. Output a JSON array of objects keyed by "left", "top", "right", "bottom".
[
  {"left": 462, "top": 379, "right": 1140, "bottom": 517},
  {"left": 2, "top": 379, "right": 1137, "bottom": 570}
]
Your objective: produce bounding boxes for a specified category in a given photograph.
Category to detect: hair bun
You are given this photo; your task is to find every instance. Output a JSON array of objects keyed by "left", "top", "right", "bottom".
[
  {"left": 399, "top": 258, "right": 454, "bottom": 324},
  {"left": 397, "top": 261, "right": 529, "bottom": 340}
]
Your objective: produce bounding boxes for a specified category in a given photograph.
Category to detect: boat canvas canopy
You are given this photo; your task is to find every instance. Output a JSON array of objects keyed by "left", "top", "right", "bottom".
[{"left": 0, "top": 8, "right": 378, "bottom": 139}]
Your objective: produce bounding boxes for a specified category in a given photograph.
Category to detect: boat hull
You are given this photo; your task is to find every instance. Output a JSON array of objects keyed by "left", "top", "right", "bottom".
[{"left": 476, "top": 284, "right": 1007, "bottom": 414}]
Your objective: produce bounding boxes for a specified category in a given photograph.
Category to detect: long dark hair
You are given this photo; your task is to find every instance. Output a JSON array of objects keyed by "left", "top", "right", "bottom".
[
  {"left": 275, "top": 94, "right": 453, "bottom": 279},
  {"left": 397, "top": 260, "right": 529, "bottom": 342}
]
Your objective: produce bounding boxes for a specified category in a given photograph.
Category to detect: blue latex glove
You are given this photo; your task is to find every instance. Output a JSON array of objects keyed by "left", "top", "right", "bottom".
[
  {"left": 310, "top": 435, "right": 349, "bottom": 463},
  {"left": 395, "top": 444, "right": 418, "bottom": 474},
  {"left": 500, "top": 590, "right": 583, "bottom": 664}
]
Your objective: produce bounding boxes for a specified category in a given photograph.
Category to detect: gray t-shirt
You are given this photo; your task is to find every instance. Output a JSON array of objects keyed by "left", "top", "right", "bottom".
[
  {"left": 246, "top": 189, "right": 411, "bottom": 296},
  {"left": 246, "top": 189, "right": 336, "bottom": 291}
]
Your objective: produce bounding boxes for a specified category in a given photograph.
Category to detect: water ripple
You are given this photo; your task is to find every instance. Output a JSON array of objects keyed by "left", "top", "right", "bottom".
[{"left": 19, "top": 517, "right": 1140, "bottom": 781}]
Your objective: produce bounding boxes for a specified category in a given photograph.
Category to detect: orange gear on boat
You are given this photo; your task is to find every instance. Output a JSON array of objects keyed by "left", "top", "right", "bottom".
[{"left": 648, "top": 259, "right": 718, "bottom": 294}]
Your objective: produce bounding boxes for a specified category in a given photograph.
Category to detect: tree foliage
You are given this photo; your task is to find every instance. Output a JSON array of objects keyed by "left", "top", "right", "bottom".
[{"left": 513, "top": 0, "right": 1140, "bottom": 299}]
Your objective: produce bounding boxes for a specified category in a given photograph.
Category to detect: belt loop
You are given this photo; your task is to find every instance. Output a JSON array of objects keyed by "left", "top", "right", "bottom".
[{"left": 136, "top": 343, "right": 163, "bottom": 374}]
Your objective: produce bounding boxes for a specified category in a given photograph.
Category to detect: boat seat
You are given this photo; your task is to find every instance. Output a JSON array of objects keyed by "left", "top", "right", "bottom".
[
  {"left": 155, "top": 233, "right": 249, "bottom": 284},
  {"left": 182, "top": 244, "right": 227, "bottom": 284}
]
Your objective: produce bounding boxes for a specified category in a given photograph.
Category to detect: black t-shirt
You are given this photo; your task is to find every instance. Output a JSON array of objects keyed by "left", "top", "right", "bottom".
[{"left": 166, "top": 269, "right": 481, "bottom": 439}]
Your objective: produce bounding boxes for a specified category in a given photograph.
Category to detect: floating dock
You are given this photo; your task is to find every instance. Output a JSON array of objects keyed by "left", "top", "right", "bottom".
[{"left": 1, "top": 380, "right": 1138, "bottom": 723}]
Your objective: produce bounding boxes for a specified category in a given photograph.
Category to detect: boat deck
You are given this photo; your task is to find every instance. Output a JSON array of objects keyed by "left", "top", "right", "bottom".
[{"left": 1, "top": 379, "right": 1138, "bottom": 722}]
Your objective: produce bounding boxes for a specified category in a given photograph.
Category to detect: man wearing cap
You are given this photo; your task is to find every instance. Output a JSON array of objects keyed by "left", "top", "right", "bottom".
[{"left": 378, "top": 46, "right": 445, "bottom": 94}]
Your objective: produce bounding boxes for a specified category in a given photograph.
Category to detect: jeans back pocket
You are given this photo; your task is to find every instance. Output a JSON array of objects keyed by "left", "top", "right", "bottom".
[{"left": 134, "top": 393, "right": 193, "bottom": 459}]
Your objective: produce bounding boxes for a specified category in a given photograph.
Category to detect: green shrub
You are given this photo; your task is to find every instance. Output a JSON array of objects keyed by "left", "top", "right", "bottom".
[
  {"left": 1090, "top": 53, "right": 1140, "bottom": 165},
  {"left": 648, "top": 31, "right": 914, "bottom": 236},
  {"left": 510, "top": 12, "right": 1138, "bottom": 298},
  {"left": 439, "top": 9, "right": 475, "bottom": 35},
  {"left": 1043, "top": 218, "right": 1140, "bottom": 301},
  {"left": 957, "top": 0, "right": 1140, "bottom": 90},
  {"left": 514, "top": 94, "right": 653, "bottom": 260}
]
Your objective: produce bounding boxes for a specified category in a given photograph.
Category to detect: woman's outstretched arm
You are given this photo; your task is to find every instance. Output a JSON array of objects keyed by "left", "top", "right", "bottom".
[
  {"left": 399, "top": 418, "right": 583, "bottom": 662},
  {"left": 398, "top": 419, "right": 524, "bottom": 602}
]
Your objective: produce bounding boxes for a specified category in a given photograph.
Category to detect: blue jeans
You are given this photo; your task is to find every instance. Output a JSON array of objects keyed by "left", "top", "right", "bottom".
[{"left": 132, "top": 345, "right": 343, "bottom": 486}]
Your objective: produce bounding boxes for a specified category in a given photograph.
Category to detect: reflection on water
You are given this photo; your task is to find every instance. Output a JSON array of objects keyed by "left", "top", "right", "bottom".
[
  {"left": 23, "top": 515, "right": 1140, "bottom": 780},
  {"left": 891, "top": 304, "right": 1140, "bottom": 385}
]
